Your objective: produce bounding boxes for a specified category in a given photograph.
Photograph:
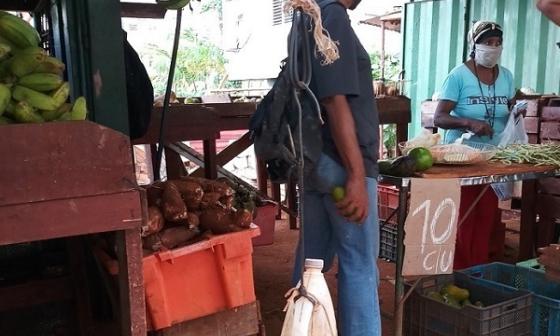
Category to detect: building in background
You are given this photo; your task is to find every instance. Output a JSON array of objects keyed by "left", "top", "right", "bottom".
[{"left": 221, "top": 0, "right": 405, "bottom": 91}]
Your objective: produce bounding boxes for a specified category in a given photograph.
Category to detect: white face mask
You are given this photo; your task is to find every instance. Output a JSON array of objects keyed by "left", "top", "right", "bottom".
[{"left": 474, "top": 44, "right": 503, "bottom": 68}]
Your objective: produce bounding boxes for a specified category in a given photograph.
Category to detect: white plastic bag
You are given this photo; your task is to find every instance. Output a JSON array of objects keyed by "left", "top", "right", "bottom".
[
  {"left": 492, "top": 101, "right": 529, "bottom": 200},
  {"left": 495, "top": 101, "right": 529, "bottom": 147}
]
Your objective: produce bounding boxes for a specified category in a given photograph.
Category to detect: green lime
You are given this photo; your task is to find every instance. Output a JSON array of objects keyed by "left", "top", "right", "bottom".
[
  {"left": 331, "top": 186, "right": 345, "bottom": 202},
  {"left": 408, "top": 147, "right": 433, "bottom": 172}
]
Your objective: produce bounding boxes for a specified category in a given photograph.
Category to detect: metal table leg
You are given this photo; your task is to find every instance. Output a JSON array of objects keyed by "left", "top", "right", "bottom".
[{"left": 393, "top": 183, "right": 409, "bottom": 336}]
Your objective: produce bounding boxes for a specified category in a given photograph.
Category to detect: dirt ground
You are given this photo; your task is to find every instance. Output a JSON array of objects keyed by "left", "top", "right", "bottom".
[{"left": 252, "top": 207, "right": 521, "bottom": 336}]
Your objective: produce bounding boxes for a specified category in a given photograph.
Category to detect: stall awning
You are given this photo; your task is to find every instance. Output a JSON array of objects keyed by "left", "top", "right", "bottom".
[{"left": 360, "top": 11, "right": 402, "bottom": 33}]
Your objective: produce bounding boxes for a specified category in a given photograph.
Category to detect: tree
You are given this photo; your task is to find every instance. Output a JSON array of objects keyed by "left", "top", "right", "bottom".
[
  {"left": 146, "top": 28, "right": 227, "bottom": 97},
  {"left": 369, "top": 51, "right": 400, "bottom": 81}
]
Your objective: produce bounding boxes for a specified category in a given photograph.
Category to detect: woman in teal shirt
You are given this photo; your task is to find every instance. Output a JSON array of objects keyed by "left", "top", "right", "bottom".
[{"left": 434, "top": 21, "right": 516, "bottom": 269}]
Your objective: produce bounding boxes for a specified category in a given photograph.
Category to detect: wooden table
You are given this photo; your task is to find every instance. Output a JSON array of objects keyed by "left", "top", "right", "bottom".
[
  {"left": 380, "top": 162, "right": 560, "bottom": 336},
  {"left": 0, "top": 121, "right": 146, "bottom": 336},
  {"left": 133, "top": 102, "right": 256, "bottom": 180},
  {"left": 135, "top": 97, "right": 412, "bottom": 229}
]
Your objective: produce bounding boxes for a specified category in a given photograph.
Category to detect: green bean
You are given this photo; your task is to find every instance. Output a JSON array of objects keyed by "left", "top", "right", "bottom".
[{"left": 492, "top": 144, "right": 560, "bottom": 166}]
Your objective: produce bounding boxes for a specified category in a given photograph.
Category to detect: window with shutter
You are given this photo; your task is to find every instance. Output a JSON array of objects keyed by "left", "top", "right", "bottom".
[{"left": 272, "top": 0, "right": 293, "bottom": 26}]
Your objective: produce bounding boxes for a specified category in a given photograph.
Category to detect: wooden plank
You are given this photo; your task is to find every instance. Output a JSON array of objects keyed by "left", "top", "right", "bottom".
[
  {"left": 519, "top": 180, "right": 538, "bottom": 260},
  {"left": 165, "top": 147, "right": 186, "bottom": 180},
  {"left": 120, "top": 2, "right": 167, "bottom": 18},
  {"left": 537, "top": 194, "right": 560, "bottom": 218},
  {"left": 132, "top": 103, "right": 256, "bottom": 145},
  {"left": 256, "top": 160, "right": 268, "bottom": 196},
  {"left": 536, "top": 193, "right": 560, "bottom": 248},
  {"left": 203, "top": 139, "right": 218, "bottom": 179},
  {"left": 420, "top": 162, "right": 557, "bottom": 179},
  {"left": 377, "top": 96, "right": 412, "bottom": 125},
  {"left": 272, "top": 183, "right": 282, "bottom": 220},
  {"left": 0, "top": 190, "right": 143, "bottom": 245},
  {"left": 157, "top": 301, "right": 260, "bottom": 336},
  {"left": 523, "top": 99, "right": 540, "bottom": 117},
  {"left": 538, "top": 177, "right": 560, "bottom": 196},
  {"left": 191, "top": 132, "right": 252, "bottom": 177},
  {"left": 542, "top": 107, "right": 560, "bottom": 121},
  {"left": 528, "top": 134, "right": 539, "bottom": 144},
  {"left": 0, "top": 121, "right": 136, "bottom": 207},
  {"left": 541, "top": 122, "right": 560, "bottom": 140},
  {"left": 117, "top": 228, "right": 147, "bottom": 336},
  {"left": 67, "top": 238, "right": 94, "bottom": 336},
  {"left": 133, "top": 106, "right": 220, "bottom": 145},
  {"left": 524, "top": 117, "right": 539, "bottom": 134},
  {"left": 0, "top": 276, "right": 73, "bottom": 312}
]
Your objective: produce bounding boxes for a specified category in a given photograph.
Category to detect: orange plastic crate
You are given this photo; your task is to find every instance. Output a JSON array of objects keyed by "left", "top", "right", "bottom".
[{"left": 143, "top": 227, "right": 260, "bottom": 330}]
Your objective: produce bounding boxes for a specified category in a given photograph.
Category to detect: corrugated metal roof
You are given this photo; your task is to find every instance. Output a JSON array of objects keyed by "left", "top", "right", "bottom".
[{"left": 403, "top": 0, "right": 560, "bottom": 137}]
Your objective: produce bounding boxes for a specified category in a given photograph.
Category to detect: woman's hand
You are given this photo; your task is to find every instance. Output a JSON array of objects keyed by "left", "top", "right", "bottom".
[{"left": 467, "top": 119, "right": 494, "bottom": 136}]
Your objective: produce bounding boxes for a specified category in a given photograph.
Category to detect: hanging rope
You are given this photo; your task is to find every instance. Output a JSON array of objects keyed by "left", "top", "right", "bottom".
[{"left": 285, "top": 0, "right": 339, "bottom": 65}]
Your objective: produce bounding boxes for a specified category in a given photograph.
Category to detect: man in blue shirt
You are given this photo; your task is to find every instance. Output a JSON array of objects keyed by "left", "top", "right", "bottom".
[{"left": 293, "top": 0, "right": 381, "bottom": 334}]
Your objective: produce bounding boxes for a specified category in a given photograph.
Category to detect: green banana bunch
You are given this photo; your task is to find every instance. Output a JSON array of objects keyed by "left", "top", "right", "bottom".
[
  {"left": 4, "top": 99, "right": 16, "bottom": 116},
  {"left": 18, "top": 73, "right": 63, "bottom": 92},
  {"left": 0, "top": 11, "right": 40, "bottom": 49},
  {"left": 42, "top": 102, "right": 71, "bottom": 121},
  {"left": 0, "top": 36, "right": 18, "bottom": 54},
  {"left": 0, "top": 115, "right": 14, "bottom": 124},
  {"left": 0, "top": 43, "right": 11, "bottom": 61},
  {"left": 13, "top": 100, "right": 44, "bottom": 123},
  {"left": 34, "top": 56, "right": 65, "bottom": 75},
  {"left": 10, "top": 47, "right": 47, "bottom": 77},
  {"left": 70, "top": 96, "right": 87, "bottom": 120},
  {"left": 156, "top": 0, "right": 191, "bottom": 10},
  {"left": 12, "top": 85, "right": 58, "bottom": 110},
  {"left": 58, "top": 98, "right": 87, "bottom": 121},
  {"left": 0, "top": 58, "right": 13, "bottom": 82},
  {"left": 0, "top": 83, "right": 10, "bottom": 115},
  {"left": 50, "top": 82, "right": 69, "bottom": 107}
]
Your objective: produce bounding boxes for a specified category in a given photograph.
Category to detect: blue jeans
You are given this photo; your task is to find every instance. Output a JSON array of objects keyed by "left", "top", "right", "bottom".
[{"left": 292, "top": 154, "right": 381, "bottom": 336}]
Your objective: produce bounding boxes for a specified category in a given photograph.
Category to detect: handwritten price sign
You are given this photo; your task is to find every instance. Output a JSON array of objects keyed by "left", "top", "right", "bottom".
[{"left": 402, "top": 178, "right": 461, "bottom": 276}]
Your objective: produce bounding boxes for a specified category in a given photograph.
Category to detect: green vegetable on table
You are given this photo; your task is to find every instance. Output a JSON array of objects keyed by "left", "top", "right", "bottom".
[{"left": 492, "top": 144, "right": 560, "bottom": 166}]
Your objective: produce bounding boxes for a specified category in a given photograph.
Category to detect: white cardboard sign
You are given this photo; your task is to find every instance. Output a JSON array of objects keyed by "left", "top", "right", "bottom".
[{"left": 402, "top": 178, "right": 461, "bottom": 276}]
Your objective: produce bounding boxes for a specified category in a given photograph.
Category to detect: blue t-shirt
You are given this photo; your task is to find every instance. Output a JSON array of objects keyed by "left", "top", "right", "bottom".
[{"left": 440, "top": 64, "right": 515, "bottom": 145}]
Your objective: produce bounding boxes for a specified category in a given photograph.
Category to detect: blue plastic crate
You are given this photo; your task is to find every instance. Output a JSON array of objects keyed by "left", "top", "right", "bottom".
[
  {"left": 459, "top": 262, "right": 560, "bottom": 336},
  {"left": 405, "top": 272, "right": 532, "bottom": 335}
]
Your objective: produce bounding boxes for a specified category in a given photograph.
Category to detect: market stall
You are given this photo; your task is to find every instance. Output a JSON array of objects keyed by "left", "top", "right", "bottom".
[
  {"left": 383, "top": 160, "right": 560, "bottom": 336},
  {"left": 0, "top": 2, "right": 147, "bottom": 334}
]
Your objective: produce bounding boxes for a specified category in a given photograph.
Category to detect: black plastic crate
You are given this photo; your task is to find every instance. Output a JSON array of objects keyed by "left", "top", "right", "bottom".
[
  {"left": 379, "top": 222, "right": 397, "bottom": 262},
  {"left": 405, "top": 272, "right": 532, "bottom": 336}
]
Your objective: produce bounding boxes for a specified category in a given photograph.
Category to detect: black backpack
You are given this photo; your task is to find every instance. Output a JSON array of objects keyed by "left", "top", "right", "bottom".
[
  {"left": 249, "top": 1, "right": 339, "bottom": 184},
  {"left": 249, "top": 59, "right": 323, "bottom": 183},
  {"left": 123, "top": 31, "right": 154, "bottom": 140}
]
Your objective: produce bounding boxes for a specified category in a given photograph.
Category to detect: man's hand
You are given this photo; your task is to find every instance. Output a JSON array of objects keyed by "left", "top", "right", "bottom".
[
  {"left": 335, "top": 176, "right": 368, "bottom": 223},
  {"left": 538, "top": 244, "right": 560, "bottom": 283},
  {"left": 321, "top": 94, "right": 369, "bottom": 224},
  {"left": 467, "top": 119, "right": 494, "bottom": 136}
]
